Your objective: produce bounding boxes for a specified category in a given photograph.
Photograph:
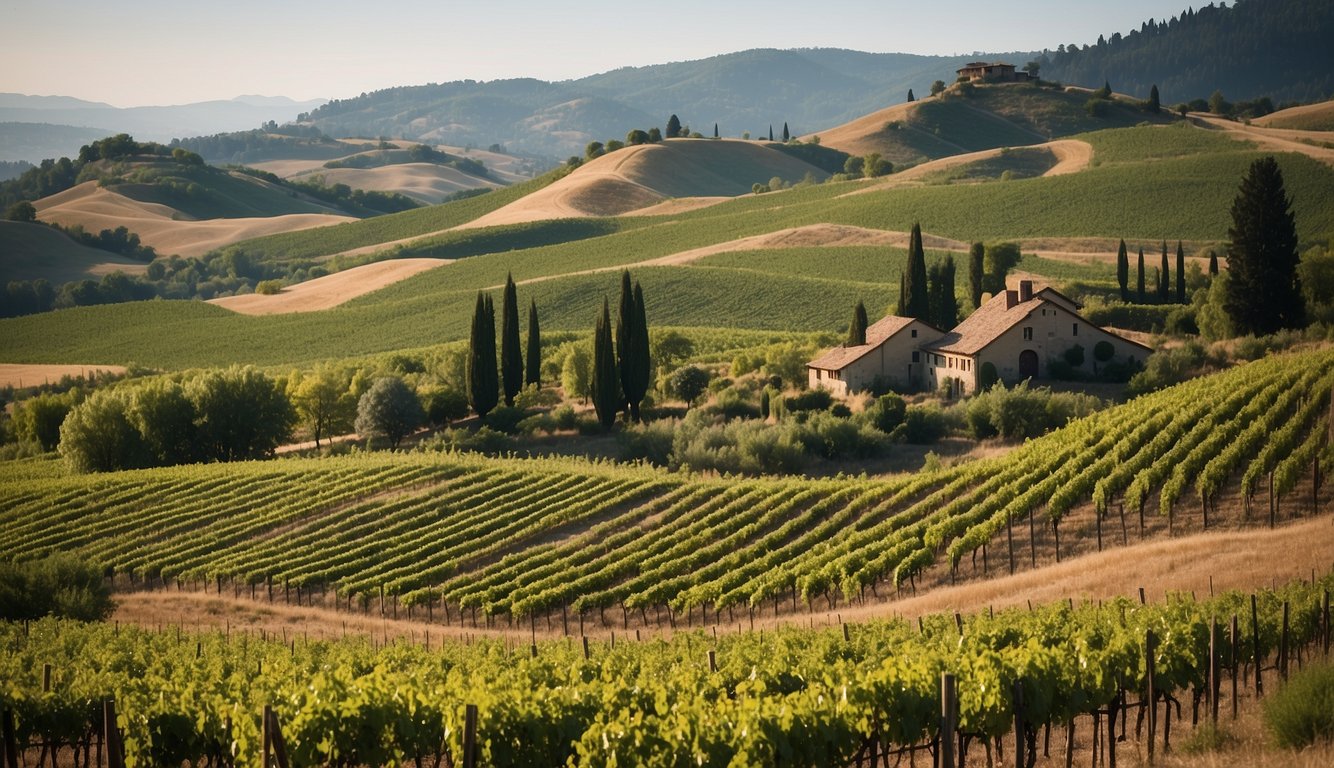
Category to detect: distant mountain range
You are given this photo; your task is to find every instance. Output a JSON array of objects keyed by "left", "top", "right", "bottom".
[
  {"left": 0, "top": 95, "right": 327, "bottom": 161},
  {"left": 304, "top": 49, "right": 1024, "bottom": 159}
]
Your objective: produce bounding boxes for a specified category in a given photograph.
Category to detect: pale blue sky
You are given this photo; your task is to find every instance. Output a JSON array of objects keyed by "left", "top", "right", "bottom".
[{"left": 3, "top": 0, "right": 1200, "bottom": 106}]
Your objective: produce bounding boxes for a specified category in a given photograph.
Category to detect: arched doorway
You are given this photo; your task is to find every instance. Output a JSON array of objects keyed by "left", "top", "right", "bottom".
[{"left": 1018, "top": 350, "right": 1039, "bottom": 379}]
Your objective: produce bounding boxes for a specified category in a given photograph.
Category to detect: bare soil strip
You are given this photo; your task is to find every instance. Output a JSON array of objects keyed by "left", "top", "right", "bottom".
[{"left": 209, "top": 258, "right": 450, "bottom": 315}]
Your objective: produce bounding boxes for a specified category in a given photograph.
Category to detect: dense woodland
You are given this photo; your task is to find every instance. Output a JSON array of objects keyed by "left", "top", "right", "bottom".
[{"left": 1040, "top": 0, "right": 1333, "bottom": 104}]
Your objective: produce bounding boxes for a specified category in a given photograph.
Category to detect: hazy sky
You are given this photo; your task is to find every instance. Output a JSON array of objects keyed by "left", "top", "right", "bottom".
[{"left": 4, "top": 0, "right": 1198, "bottom": 107}]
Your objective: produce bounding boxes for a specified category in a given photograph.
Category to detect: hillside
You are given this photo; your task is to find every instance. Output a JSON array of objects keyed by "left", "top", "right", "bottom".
[
  {"left": 303, "top": 50, "right": 1011, "bottom": 158},
  {"left": 0, "top": 220, "right": 149, "bottom": 285},
  {"left": 814, "top": 81, "right": 1171, "bottom": 164},
  {"left": 464, "top": 139, "right": 830, "bottom": 227},
  {"left": 1038, "top": 0, "right": 1334, "bottom": 104},
  {"left": 5, "top": 119, "right": 1333, "bottom": 369},
  {"left": 1254, "top": 98, "right": 1334, "bottom": 130},
  {"left": 33, "top": 181, "right": 354, "bottom": 258}
]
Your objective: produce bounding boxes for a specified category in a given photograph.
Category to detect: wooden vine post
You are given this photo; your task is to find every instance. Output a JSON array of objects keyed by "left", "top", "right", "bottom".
[
  {"left": 940, "top": 673, "right": 957, "bottom": 768},
  {"left": 2, "top": 707, "right": 19, "bottom": 768},
  {"left": 462, "top": 704, "right": 479, "bottom": 768},
  {"left": 1145, "top": 630, "right": 1157, "bottom": 765},
  {"left": 103, "top": 699, "right": 125, "bottom": 768},
  {"left": 1010, "top": 679, "right": 1025, "bottom": 768}
]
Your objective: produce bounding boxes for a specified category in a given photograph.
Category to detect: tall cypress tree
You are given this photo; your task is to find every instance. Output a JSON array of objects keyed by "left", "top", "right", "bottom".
[
  {"left": 768, "top": 125, "right": 774, "bottom": 141},
  {"left": 1137, "top": 247, "right": 1146, "bottom": 302},
  {"left": 591, "top": 299, "right": 620, "bottom": 430},
  {"left": 1224, "top": 156, "right": 1303, "bottom": 334},
  {"left": 1175, "top": 241, "right": 1186, "bottom": 303},
  {"left": 848, "top": 300, "right": 868, "bottom": 345},
  {"left": 627, "top": 282, "right": 650, "bottom": 421},
  {"left": 616, "top": 271, "right": 635, "bottom": 416},
  {"left": 1159, "top": 241, "right": 1170, "bottom": 301},
  {"left": 666, "top": 114, "right": 681, "bottom": 139},
  {"left": 713, "top": 123, "right": 719, "bottom": 139},
  {"left": 782, "top": 122, "right": 790, "bottom": 141},
  {"left": 500, "top": 272, "right": 522, "bottom": 406},
  {"left": 525, "top": 298, "right": 541, "bottom": 386},
  {"left": 1147, "top": 84, "right": 1161, "bottom": 113},
  {"left": 968, "top": 242, "right": 984, "bottom": 308},
  {"left": 929, "top": 256, "right": 959, "bottom": 328},
  {"left": 466, "top": 292, "right": 498, "bottom": 420},
  {"left": 904, "top": 223, "right": 930, "bottom": 320},
  {"left": 895, "top": 272, "right": 907, "bottom": 316},
  {"left": 1116, "top": 239, "right": 1129, "bottom": 301},
  {"left": 1209, "top": 250, "right": 1219, "bottom": 276},
  {"left": 907, "top": 88, "right": 916, "bottom": 102}
]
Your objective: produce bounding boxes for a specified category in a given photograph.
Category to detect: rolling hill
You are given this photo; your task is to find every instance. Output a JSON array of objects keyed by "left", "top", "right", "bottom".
[
  {"left": 0, "top": 220, "right": 149, "bottom": 285},
  {"left": 4, "top": 116, "right": 1332, "bottom": 370},
  {"left": 464, "top": 139, "right": 830, "bottom": 227},
  {"left": 33, "top": 180, "right": 354, "bottom": 258},
  {"left": 813, "top": 81, "right": 1171, "bottom": 164}
]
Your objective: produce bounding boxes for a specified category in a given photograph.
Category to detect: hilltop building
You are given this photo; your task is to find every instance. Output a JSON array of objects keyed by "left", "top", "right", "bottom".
[
  {"left": 956, "top": 62, "right": 1032, "bottom": 83},
  {"left": 807, "top": 280, "right": 1150, "bottom": 397}
]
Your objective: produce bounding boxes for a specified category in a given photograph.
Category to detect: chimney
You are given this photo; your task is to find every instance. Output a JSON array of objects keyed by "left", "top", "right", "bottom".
[
  {"left": 1018, "top": 280, "right": 1033, "bottom": 302},
  {"left": 1005, "top": 290, "right": 1018, "bottom": 309}
]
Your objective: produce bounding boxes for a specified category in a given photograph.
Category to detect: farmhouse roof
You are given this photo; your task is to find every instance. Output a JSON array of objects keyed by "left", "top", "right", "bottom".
[
  {"left": 924, "top": 285, "right": 1149, "bottom": 355},
  {"left": 808, "top": 315, "right": 929, "bottom": 371}
]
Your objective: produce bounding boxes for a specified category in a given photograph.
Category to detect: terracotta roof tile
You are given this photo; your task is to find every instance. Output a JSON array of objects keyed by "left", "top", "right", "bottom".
[{"left": 808, "top": 316, "right": 918, "bottom": 371}]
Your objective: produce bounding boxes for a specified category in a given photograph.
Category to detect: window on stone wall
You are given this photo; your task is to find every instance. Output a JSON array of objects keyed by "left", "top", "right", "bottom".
[{"left": 1023, "top": 327, "right": 1033, "bottom": 340}]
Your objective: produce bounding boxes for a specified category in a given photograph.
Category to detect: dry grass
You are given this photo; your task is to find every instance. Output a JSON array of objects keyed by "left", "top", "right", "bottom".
[
  {"left": 288, "top": 164, "right": 501, "bottom": 205},
  {"left": 209, "top": 258, "right": 450, "bottom": 315},
  {"left": 1189, "top": 114, "right": 1334, "bottom": 167},
  {"left": 463, "top": 139, "right": 829, "bottom": 228},
  {"left": 34, "top": 181, "right": 355, "bottom": 257},
  {"left": 808, "top": 100, "right": 920, "bottom": 156},
  {"left": 0, "top": 363, "right": 126, "bottom": 388}
]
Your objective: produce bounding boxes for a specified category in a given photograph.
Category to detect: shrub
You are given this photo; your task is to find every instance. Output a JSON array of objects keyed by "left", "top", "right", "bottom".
[
  {"left": 1093, "top": 341, "right": 1115, "bottom": 363},
  {"left": 0, "top": 554, "right": 114, "bottom": 621},
  {"left": 1264, "top": 660, "right": 1334, "bottom": 749},
  {"left": 708, "top": 388, "right": 761, "bottom": 421},
  {"left": 866, "top": 392, "right": 906, "bottom": 433},
  {"left": 1062, "top": 344, "right": 1085, "bottom": 368},
  {"left": 423, "top": 388, "right": 468, "bottom": 426},
  {"left": 255, "top": 280, "right": 284, "bottom": 295},
  {"left": 617, "top": 419, "right": 676, "bottom": 466},
  {"left": 1127, "top": 340, "right": 1217, "bottom": 394},
  {"left": 670, "top": 366, "right": 711, "bottom": 406},
  {"left": 978, "top": 362, "right": 1000, "bottom": 391},
  {"left": 784, "top": 389, "right": 833, "bottom": 413},
  {"left": 965, "top": 383, "right": 1103, "bottom": 440},
  {"left": 902, "top": 404, "right": 948, "bottom": 444}
]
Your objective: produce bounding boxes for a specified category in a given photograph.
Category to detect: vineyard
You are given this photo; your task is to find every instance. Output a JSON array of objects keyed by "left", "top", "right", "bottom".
[
  {"left": 3, "top": 575, "right": 1330, "bottom": 766},
  {"left": 1, "top": 348, "right": 1332, "bottom": 629}
]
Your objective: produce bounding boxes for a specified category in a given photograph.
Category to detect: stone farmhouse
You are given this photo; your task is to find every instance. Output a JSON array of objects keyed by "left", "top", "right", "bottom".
[
  {"left": 956, "top": 62, "right": 1032, "bottom": 83},
  {"left": 807, "top": 280, "right": 1151, "bottom": 397}
]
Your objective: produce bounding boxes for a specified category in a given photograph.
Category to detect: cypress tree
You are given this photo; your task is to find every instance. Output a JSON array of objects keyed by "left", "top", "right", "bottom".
[
  {"left": 782, "top": 122, "right": 790, "bottom": 142},
  {"left": 768, "top": 125, "right": 774, "bottom": 141},
  {"left": 713, "top": 123, "right": 719, "bottom": 139},
  {"left": 907, "top": 88, "right": 916, "bottom": 102},
  {"left": 627, "top": 282, "right": 651, "bottom": 421},
  {"left": 666, "top": 114, "right": 681, "bottom": 139},
  {"left": 1208, "top": 250, "right": 1219, "bottom": 276},
  {"left": 1137, "top": 247, "right": 1146, "bottom": 302},
  {"left": 1116, "top": 239, "right": 1129, "bottom": 301},
  {"left": 848, "top": 301, "right": 868, "bottom": 345},
  {"left": 500, "top": 272, "right": 522, "bottom": 406},
  {"left": 904, "top": 223, "right": 930, "bottom": 320},
  {"left": 929, "top": 256, "right": 958, "bottom": 328},
  {"left": 591, "top": 299, "right": 620, "bottom": 430},
  {"left": 1159, "top": 241, "right": 1170, "bottom": 301},
  {"left": 1147, "top": 84, "right": 1160, "bottom": 113},
  {"left": 525, "top": 298, "right": 541, "bottom": 386},
  {"left": 466, "top": 292, "right": 498, "bottom": 420},
  {"left": 1224, "top": 156, "right": 1304, "bottom": 334},
  {"left": 895, "top": 272, "right": 907, "bottom": 316},
  {"left": 1176, "top": 241, "right": 1186, "bottom": 303},
  {"left": 968, "top": 242, "right": 984, "bottom": 308}
]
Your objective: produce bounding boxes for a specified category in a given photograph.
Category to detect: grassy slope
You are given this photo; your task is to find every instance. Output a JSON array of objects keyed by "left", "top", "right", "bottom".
[
  {"left": 102, "top": 160, "right": 341, "bottom": 219},
  {"left": 0, "top": 221, "right": 147, "bottom": 285},
  {"left": 827, "top": 83, "right": 1173, "bottom": 165},
  {"left": 228, "top": 167, "right": 572, "bottom": 264},
  {"left": 2, "top": 124, "right": 1331, "bottom": 369}
]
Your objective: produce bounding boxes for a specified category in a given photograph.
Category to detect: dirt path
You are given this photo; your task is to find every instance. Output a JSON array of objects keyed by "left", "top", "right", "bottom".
[
  {"left": 0, "top": 363, "right": 128, "bottom": 388},
  {"left": 210, "top": 258, "right": 450, "bottom": 315},
  {"left": 1190, "top": 113, "right": 1334, "bottom": 166}
]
